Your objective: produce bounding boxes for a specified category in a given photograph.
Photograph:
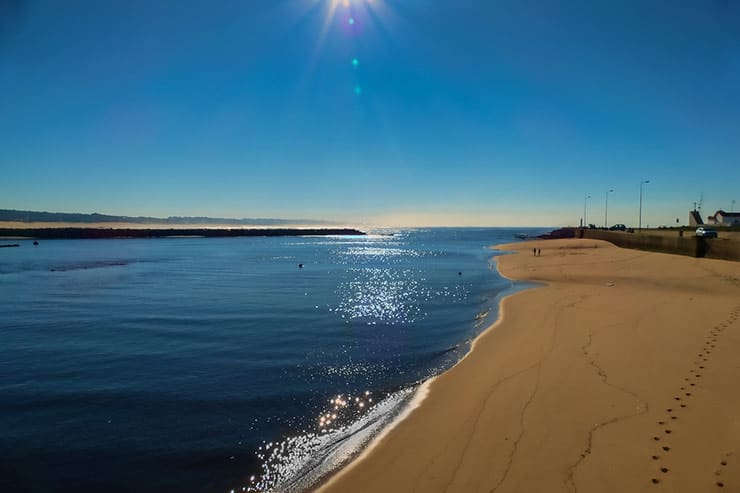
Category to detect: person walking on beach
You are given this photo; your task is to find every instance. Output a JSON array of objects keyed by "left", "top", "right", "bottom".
[
  {"left": 538, "top": 248, "right": 541, "bottom": 256},
  {"left": 533, "top": 247, "right": 537, "bottom": 256}
]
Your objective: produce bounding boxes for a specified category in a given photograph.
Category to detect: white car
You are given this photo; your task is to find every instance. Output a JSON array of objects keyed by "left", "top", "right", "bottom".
[{"left": 696, "top": 227, "right": 718, "bottom": 238}]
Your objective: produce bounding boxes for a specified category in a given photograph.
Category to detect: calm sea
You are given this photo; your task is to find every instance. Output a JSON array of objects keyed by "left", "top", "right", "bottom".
[{"left": 0, "top": 228, "right": 546, "bottom": 493}]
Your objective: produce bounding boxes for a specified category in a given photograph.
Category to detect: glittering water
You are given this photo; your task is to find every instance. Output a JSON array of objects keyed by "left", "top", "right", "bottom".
[{"left": 0, "top": 228, "right": 547, "bottom": 493}]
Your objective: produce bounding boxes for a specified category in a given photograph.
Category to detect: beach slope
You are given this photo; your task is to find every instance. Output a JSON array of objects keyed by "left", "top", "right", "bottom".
[{"left": 318, "top": 238, "right": 740, "bottom": 492}]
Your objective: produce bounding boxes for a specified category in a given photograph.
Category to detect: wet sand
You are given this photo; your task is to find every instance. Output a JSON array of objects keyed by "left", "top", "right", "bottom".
[{"left": 318, "top": 238, "right": 740, "bottom": 492}]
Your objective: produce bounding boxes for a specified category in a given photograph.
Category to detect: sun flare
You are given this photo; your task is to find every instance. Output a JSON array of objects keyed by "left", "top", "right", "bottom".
[
  {"left": 330, "top": 0, "right": 375, "bottom": 7},
  {"left": 302, "top": 0, "right": 387, "bottom": 94}
]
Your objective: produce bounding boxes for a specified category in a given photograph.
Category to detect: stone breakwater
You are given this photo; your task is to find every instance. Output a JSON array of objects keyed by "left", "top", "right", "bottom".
[{"left": 0, "top": 228, "right": 366, "bottom": 239}]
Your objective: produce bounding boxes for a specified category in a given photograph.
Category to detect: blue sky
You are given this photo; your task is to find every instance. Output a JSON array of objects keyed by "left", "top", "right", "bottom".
[{"left": 1, "top": 0, "right": 739, "bottom": 226}]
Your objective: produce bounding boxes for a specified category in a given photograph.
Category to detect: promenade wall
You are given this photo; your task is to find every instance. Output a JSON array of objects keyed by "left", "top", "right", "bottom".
[{"left": 572, "top": 229, "right": 740, "bottom": 262}]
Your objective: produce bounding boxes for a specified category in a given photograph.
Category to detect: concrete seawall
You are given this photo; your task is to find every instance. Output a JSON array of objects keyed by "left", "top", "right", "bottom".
[
  {"left": 571, "top": 229, "right": 740, "bottom": 262},
  {"left": 699, "top": 235, "right": 740, "bottom": 261}
]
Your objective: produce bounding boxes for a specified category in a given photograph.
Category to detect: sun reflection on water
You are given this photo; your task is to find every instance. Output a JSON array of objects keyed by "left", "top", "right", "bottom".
[
  {"left": 228, "top": 234, "right": 483, "bottom": 492},
  {"left": 239, "top": 387, "right": 414, "bottom": 492},
  {"left": 335, "top": 267, "right": 425, "bottom": 324}
]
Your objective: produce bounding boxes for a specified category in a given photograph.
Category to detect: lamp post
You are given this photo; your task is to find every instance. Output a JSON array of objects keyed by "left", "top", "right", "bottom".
[
  {"left": 639, "top": 180, "right": 650, "bottom": 232},
  {"left": 583, "top": 194, "right": 591, "bottom": 229},
  {"left": 604, "top": 189, "right": 614, "bottom": 228}
]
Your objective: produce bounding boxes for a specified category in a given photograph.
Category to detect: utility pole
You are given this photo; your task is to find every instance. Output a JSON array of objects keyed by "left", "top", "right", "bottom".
[
  {"left": 605, "top": 189, "right": 614, "bottom": 228},
  {"left": 584, "top": 194, "right": 591, "bottom": 229},
  {"left": 639, "top": 180, "right": 650, "bottom": 232}
]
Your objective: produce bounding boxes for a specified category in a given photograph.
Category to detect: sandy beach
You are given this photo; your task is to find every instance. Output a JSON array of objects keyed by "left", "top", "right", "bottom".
[{"left": 318, "top": 238, "right": 740, "bottom": 492}]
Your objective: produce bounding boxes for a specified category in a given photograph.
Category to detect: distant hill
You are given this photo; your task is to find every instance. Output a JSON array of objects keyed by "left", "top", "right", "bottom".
[{"left": 0, "top": 209, "right": 335, "bottom": 226}]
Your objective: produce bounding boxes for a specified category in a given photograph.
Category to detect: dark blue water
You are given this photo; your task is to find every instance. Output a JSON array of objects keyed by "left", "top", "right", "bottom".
[{"left": 0, "top": 228, "right": 546, "bottom": 493}]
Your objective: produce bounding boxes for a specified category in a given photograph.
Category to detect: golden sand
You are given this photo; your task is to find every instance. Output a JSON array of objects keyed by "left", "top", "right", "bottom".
[{"left": 318, "top": 238, "right": 740, "bottom": 493}]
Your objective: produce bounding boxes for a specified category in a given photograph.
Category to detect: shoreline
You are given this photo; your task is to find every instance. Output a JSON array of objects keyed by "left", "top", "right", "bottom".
[
  {"left": 314, "top": 246, "right": 536, "bottom": 491},
  {"left": 308, "top": 379, "right": 435, "bottom": 492},
  {"left": 315, "top": 238, "right": 740, "bottom": 492},
  {"left": 312, "top": 247, "right": 532, "bottom": 492}
]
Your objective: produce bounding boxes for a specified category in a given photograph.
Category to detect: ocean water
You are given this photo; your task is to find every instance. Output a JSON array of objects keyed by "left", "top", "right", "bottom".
[{"left": 0, "top": 228, "right": 547, "bottom": 493}]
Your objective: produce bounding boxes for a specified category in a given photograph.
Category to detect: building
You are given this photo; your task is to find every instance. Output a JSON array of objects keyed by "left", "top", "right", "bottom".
[
  {"left": 706, "top": 210, "right": 740, "bottom": 226},
  {"left": 689, "top": 210, "right": 703, "bottom": 227}
]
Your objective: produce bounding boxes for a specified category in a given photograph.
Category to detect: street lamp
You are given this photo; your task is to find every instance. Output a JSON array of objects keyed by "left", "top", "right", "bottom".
[
  {"left": 604, "top": 189, "right": 614, "bottom": 228},
  {"left": 639, "top": 180, "right": 650, "bottom": 232},
  {"left": 583, "top": 194, "right": 591, "bottom": 228}
]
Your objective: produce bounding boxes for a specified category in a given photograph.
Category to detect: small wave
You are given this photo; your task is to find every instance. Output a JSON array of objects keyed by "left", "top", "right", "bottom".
[
  {"left": 238, "top": 387, "right": 415, "bottom": 493},
  {"left": 432, "top": 338, "right": 474, "bottom": 360},
  {"left": 438, "top": 343, "right": 461, "bottom": 355},
  {"left": 48, "top": 260, "right": 135, "bottom": 272}
]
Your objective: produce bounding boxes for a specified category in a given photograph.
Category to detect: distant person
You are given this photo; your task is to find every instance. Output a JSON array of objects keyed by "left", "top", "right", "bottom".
[
  {"left": 538, "top": 248, "right": 541, "bottom": 256},
  {"left": 533, "top": 247, "right": 536, "bottom": 256}
]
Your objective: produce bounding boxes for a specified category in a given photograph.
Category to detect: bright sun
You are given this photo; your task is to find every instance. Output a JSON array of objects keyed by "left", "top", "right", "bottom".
[
  {"left": 313, "top": 0, "right": 383, "bottom": 58},
  {"left": 329, "top": 0, "right": 377, "bottom": 11}
]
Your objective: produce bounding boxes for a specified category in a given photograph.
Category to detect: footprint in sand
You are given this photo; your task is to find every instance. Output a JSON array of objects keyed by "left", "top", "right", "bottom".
[
  {"left": 657, "top": 311, "right": 740, "bottom": 487},
  {"left": 714, "top": 454, "right": 732, "bottom": 488}
]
